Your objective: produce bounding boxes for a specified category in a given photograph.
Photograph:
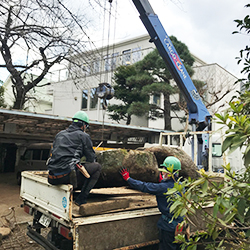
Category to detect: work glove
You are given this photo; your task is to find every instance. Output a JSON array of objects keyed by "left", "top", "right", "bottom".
[
  {"left": 158, "top": 173, "right": 163, "bottom": 183},
  {"left": 119, "top": 167, "right": 130, "bottom": 181}
]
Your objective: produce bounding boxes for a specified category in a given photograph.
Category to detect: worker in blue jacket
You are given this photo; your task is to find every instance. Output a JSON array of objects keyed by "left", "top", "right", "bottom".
[{"left": 120, "top": 156, "right": 184, "bottom": 250}]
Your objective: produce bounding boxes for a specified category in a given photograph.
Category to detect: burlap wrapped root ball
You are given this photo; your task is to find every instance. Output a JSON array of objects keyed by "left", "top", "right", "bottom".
[
  {"left": 95, "top": 145, "right": 200, "bottom": 188},
  {"left": 143, "top": 145, "right": 200, "bottom": 180},
  {"left": 95, "top": 149, "right": 159, "bottom": 187}
]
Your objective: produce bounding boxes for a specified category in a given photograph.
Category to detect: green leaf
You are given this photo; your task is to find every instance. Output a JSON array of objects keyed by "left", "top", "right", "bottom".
[
  {"left": 231, "top": 135, "right": 248, "bottom": 148},
  {"left": 244, "top": 144, "right": 250, "bottom": 155},
  {"left": 225, "top": 212, "right": 236, "bottom": 223},
  {"left": 224, "top": 204, "right": 236, "bottom": 216},
  {"left": 179, "top": 208, "right": 188, "bottom": 217},
  {"left": 229, "top": 103, "right": 237, "bottom": 112},
  {"left": 213, "top": 204, "right": 219, "bottom": 218},
  {"left": 238, "top": 214, "right": 245, "bottom": 224},
  {"left": 237, "top": 183, "right": 249, "bottom": 188},
  {"left": 218, "top": 218, "right": 227, "bottom": 227},
  {"left": 218, "top": 239, "right": 224, "bottom": 247},
  {"left": 244, "top": 122, "right": 250, "bottom": 133},
  {"left": 214, "top": 113, "right": 224, "bottom": 121},
  {"left": 224, "top": 163, "right": 231, "bottom": 171},
  {"left": 237, "top": 103, "right": 244, "bottom": 113},
  {"left": 170, "top": 200, "right": 182, "bottom": 213},
  {"left": 166, "top": 188, "right": 178, "bottom": 195},
  {"left": 222, "top": 136, "right": 233, "bottom": 153},
  {"left": 244, "top": 151, "right": 250, "bottom": 167},
  {"left": 212, "top": 230, "right": 219, "bottom": 240},
  {"left": 187, "top": 245, "right": 197, "bottom": 250},
  {"left": 246, "top": 229, "right": 250, "bottom": 237},
  {"left": 221, "top": 199, "right": 230, "bottom": 209},
  {"left": 201, "top": 180, "right": 208, "bottom": 193},
  {"left": 238, "top": 199, "right": 246, "bottom": 217},
  {"left": 189, "top": 178, "right": 205, "bottom": 190}
]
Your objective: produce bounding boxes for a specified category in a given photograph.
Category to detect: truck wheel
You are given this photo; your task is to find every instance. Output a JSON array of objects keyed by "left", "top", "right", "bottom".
[{"left": 17, "top": 172, "right": 21, "bottom": 185}]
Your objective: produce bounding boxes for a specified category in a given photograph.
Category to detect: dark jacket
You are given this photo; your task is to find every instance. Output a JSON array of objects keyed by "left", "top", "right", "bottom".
[
  {"left": 127, "top": 177, "right": 183, "bottom": 232},
  {"left": 47, "top": 123, "right": 95, "bottom": 174}
]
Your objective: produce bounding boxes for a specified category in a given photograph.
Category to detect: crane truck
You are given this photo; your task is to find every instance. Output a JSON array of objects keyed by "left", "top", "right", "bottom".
[{"left": 20, "top": 1, "right": 211, "bottom": 249}]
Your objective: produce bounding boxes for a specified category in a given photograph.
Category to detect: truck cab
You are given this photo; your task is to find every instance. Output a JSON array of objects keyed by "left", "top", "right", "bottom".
[{"left": 16, "top": 143, "right": 52, "bottom": 185}]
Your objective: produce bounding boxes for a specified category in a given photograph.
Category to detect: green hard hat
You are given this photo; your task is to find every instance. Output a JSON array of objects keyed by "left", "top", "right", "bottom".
[
  {"left": 72, "top": 111, "right": 89, "bottom": 124},
  {"left": 158, "top": 156, "right": 181, "bottom": 172}
]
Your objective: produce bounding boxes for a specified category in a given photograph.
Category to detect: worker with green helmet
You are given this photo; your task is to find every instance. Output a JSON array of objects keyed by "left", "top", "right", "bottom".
[
  {"left": 47, "top": 111, "right": 102, "bottom": 205},
  {"left": 119, "top": 156, "right": 185, "bottom": 250}
]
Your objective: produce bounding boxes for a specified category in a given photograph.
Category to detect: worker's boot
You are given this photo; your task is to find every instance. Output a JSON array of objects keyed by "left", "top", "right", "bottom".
[{"left": 74, "top": 178, "right": 98, "bottom": 206}]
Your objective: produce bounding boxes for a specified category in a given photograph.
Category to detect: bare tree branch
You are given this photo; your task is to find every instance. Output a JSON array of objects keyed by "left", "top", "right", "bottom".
[{"left": 0, "top": 0, "right": 102, "bottom": 109}]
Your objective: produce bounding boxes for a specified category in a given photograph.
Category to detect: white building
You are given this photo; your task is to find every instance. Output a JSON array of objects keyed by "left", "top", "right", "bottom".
[
  {"left": 50, "top": 34, "right": 240, "bottom": 132},
  {"left": 192, "top": 63, "right": 239, "bottom": 132}
]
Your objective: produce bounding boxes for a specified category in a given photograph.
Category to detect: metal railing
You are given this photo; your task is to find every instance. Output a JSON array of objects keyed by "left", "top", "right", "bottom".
[{"left": 159, "top": 131, "right": 226, "bottom": 176}]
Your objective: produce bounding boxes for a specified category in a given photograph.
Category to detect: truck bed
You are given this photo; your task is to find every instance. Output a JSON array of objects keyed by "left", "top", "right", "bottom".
[{"left": 20, "top": 171, "right": 158, "bottom": 221}]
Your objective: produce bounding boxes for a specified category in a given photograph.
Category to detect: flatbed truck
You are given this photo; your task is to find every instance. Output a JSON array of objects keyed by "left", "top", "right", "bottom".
[{"left": 20, "top": 171, "right": 161, "bottom": 250}]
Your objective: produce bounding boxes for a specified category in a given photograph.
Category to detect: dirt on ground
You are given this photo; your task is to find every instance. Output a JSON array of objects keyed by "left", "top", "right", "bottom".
[
  {"left": 0, "top": 223, "right": 47, "bottom": 250},
  {"left": 0, "top": 172, "right": 44, "bottom": 250}
]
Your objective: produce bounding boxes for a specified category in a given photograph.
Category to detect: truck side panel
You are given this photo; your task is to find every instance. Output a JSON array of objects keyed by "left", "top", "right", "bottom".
[
  {"left": 20, "top": 171, "right": 73, "bottom": 222},
  {"left": 75, "top": 208, "right": 160, "bottom": 250}
]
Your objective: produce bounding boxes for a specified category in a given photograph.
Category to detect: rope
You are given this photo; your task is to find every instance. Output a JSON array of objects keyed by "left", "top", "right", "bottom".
[
  {"left": 110, "top": 0, "right": 118, "bottom": 85},
  {"left": 99, "top": 0, "right": 107, "bottom": 84},
  {"left": 104, "top": 0, "right": 113, "bottom": 83},
  {"left": 100, "top": 0, "right": 114, "bottom": 150}
]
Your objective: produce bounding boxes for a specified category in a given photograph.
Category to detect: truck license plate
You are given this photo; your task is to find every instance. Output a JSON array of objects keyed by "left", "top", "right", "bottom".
[{"left": 39, "top": 214, "right": 51, "bottom": 227}]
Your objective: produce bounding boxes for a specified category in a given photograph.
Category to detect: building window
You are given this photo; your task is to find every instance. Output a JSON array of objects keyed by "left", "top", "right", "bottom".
[
  {"left": 93, "top": 58, "right": 100, "bottom": 74},
  {"left": 90, "top": 88, "right": 98, "bottom": 109},
  {"left": 41, "top": 149, "right": 50, "bottom": 160},
  {"left": 104, "top": 55, "right": 110, "bottom": 72},
  {"left": 153, "top": 94, "right": 160, "bottom": 106},
  {"left": 33, "top": 149, "right": 42, "bottom": 160},
  {"left": 212, "top": 143, "right": 222, "bottom": 157},
  {"left": 111, "top": 52, "right": 119, "bottom": 70},
  {"left": 82, "top": 64, "right": 91, "bottom": 76},
  {"left": 23, "top": 149, "right": 32, "bottom": 160},
  {"left": 82, "top": 89, "right": 88, "bottom": 109},
  {"left": 122, "top": 49, "right": 131, "bottom": 65},
  {"left": 132, "top": 47, "right": 141, "bottom": 63}
]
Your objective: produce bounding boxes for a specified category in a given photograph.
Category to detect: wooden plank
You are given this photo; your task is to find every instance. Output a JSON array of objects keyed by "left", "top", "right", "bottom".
[
  {"left": 79, "top": 199, "right": 130, "bottom": 216},
  {"left": 90, "top": 187, "right": 150, "bottom": 196},
  {"left": 72, "top": 190, "right": 157, "bottom": 218}
]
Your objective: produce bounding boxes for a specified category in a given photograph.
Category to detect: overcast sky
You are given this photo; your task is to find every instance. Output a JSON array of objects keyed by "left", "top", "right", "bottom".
[
  {"left": 0, "top": 0, "right": 249, "bottom": 83},
  {"left": 111, "top": 0, "right": 249, "bottom": 78}
]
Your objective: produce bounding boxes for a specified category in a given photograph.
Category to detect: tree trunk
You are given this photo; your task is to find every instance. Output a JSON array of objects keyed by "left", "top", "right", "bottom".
[
  {"left": 163, "top": 94, "right": 171, "bottom": 130},
  {"left": 126, "top": 114, "right": 131, "bottom": 125},
  {"left": 12, "top": 85, "right": 26, "bottom": 110}
]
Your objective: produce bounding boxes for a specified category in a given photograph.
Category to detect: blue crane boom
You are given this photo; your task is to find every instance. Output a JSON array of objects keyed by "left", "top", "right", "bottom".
[{"left": 132, "top": 0, "right": 211, "bottom": 130}]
